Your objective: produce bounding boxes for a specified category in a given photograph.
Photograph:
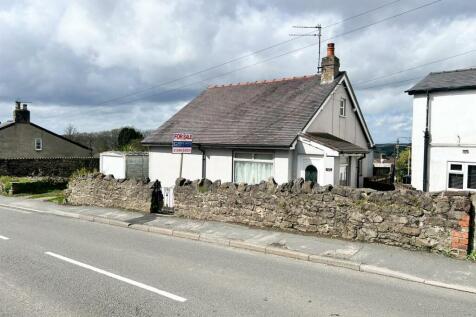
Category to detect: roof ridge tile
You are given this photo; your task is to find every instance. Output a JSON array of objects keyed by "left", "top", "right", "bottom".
[{"left": 207, "top": 74, "right": 316, "bottom": 89}]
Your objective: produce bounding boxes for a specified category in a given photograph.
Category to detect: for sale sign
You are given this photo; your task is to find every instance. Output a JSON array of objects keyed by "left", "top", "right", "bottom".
[{"left": 172, "top": 133, "right": 193, "bottom": 154}]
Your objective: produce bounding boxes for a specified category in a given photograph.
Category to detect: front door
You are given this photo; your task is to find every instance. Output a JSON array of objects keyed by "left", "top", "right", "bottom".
[{"left": 305, "top": 165, "right": 318, "bottom": 183}]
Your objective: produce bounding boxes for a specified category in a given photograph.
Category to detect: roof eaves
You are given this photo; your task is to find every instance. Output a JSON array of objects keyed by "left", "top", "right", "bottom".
[{"left": 406, "top": 85, "right": 476, "bottom": 95}]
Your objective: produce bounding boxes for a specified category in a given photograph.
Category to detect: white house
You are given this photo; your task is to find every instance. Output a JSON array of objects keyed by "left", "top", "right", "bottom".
[
  {"left": 407, "top": 67, "right": 476, "bottom": 192},
  {"left": 143, "top": 43, "right": 375, "bottom": 188}
]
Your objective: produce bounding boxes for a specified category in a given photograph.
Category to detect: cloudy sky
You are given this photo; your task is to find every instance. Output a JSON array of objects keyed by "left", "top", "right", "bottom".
[{"left": 1, "top": 0, "right": 475, "bottom": 143}]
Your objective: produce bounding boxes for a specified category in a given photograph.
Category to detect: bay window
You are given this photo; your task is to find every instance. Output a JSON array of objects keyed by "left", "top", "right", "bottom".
[{"left": 234, "top": 152, "right": 273, "bottom": 184}]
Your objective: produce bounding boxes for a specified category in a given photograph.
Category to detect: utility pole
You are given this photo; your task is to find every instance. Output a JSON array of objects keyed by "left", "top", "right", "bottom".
[{"left": 290, "top": 24, "right": 322, "bottom": 73}]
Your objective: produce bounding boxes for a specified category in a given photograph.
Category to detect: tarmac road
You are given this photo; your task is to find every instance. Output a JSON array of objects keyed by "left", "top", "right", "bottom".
[{"left": 0, "top": 205, "right": 474, "bottom": 317}]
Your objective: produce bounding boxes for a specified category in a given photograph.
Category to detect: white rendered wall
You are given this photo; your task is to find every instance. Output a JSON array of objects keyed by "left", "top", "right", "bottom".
[
  {"left": 411, "top": 90, "right": 476, "bottom": 191},
  {"left": 428, "top": 146, "right": 476, "bottom": 192},
  {"left": 149, "top": 147, "right": 202, "bottom": 187},
  {"left": 411, "top": 95, "right": 427, "bottom": 190},
  {"left": 100, "top": 154, "right": 125, "bottom": 179},
  {"left": 205, "top": 149, "right": 233, "bottom": 182},
  {"left": 296, "top": 139, "right": 337, "bottom": 186},
  {"left": 274, "top": 150, "right": 292, "bottom": 184}
]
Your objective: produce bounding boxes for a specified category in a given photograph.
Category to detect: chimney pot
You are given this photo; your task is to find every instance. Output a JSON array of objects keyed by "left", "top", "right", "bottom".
[
  {"left": 22, "top": 104, "right": 27, "bottom": 110},
  {"left": 327, "top": 43, "right": 335, "bottom": 57},
  {"left": 15, "top": 101, "right": 21, "bottom": 110}
]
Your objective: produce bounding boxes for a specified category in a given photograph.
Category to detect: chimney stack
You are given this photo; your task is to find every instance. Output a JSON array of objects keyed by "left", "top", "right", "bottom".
[
  {"left": 320, "top": 43, "right": 340, "bottom": 84},
  {"left": 13, "top": 101, "right": 30, "bottom": 123}
]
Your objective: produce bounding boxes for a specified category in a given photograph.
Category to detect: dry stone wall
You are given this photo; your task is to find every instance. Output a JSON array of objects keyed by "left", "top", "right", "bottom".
[
  {"left": 174, "top": 178, "right": 474, "bottom": 256},
  {"left": 65, "top": 173, "right": 154, "bottom": 213}
]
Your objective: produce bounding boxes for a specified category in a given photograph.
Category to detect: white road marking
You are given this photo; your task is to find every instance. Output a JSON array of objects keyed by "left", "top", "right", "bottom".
[
  {"left": 0, "top": 235, "right": 10, "bottom": 240},
  {"left": 44, "top": 251, "right": 187, "bottom": 302}
]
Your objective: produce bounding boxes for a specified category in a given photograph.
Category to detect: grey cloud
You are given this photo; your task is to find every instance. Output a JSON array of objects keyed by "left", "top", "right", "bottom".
[{"left": 1, "top": 0, "right": 476, "bottom": 142}]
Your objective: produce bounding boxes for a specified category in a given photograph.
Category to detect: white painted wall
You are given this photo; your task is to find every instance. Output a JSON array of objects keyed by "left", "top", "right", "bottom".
[
  {"left": 100, "top": 153, "right": 126, "bottom": 179},
  {"left": 411, "top": 90, "right": 476, "bottom": 191},
  {"left": 274, "top": 150, "right": 292, "bottom": 184},
  {"left": 428, "top": 147, "right": 476, "bottom": 192},
  {"left": 149, "top": 146, "right": 293, "bottom": 186},
  {"left": 149, "top": 147, "right": 203, "bottom": 187},
  {"left": 411, "top": 95, "right": 427, "bottom": 190},
  {"left": 205, "top": 149, "right": 233, "bottom": 182},
  {"left": 296, "top": 139, "right": 338, "bottom": 186}
]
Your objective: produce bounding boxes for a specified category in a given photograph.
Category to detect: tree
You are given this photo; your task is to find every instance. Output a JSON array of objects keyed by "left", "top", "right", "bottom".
[
  {"left": 396, "top": 148, "right": 411, "bottom": 182},
  {"left": 117, "top": 127, "right": 144, "bottom": 149},
  {"left": 63, "top": 124, "right": 78, "bottom": 140}
]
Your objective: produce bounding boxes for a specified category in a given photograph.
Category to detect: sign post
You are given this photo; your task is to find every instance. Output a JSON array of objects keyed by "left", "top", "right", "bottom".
[{"left": 172, "top": 133, "right": 193, "bottom": 178}]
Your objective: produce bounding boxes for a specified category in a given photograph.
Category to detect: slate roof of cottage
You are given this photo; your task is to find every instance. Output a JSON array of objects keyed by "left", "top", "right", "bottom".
[
  {"left": 143, "top": 73, "right": 345, "bottom": 148},
  {"left": 406, "top": 68, "right": 476, "bottom": 95},
  {"left": 303, "top": 132, "right": 368, "bottom": 154}
]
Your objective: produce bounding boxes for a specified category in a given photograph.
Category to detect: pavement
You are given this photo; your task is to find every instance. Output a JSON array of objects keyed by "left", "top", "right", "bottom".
[
  {"left": 0, "top": 195, "right": 475, "bottom": 296},
  {"left": 1, "top": 201, "right": 475, "bottom": 316}
]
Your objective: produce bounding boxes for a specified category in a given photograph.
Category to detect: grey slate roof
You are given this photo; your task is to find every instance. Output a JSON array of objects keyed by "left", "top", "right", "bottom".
[
  {"left": 303, "top": 132, "right": 368, "bottom": 154},
  {"left": 407, "top": 68, "right": 476, "bottom": 95},
  {"left": 143, "top": 73, "right": 344, "bottom": 147}
]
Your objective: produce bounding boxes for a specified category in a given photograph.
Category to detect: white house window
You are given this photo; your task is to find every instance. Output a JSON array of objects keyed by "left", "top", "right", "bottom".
[
  {"left": 34, "top": 138, "right": 42, "bottom": 151},
  {"left": 234, "top": 152, "right": 273, "bottom": 184},
  {"left": 447, "top": 162, "right": 476, "bottom": 190},
  {"left": 468, "top": 165, "right": 476, "bottom": 189},
  {"left": 339, "top": 98, "right": 346, "bottom": 117}
]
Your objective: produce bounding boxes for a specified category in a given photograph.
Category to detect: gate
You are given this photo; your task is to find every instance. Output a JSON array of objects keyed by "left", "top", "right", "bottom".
[
  {"left": 162, "top": 187, "right": 174, "bottom": 210},
  {"left": 150, "top": 181, "right": 174, "bottom": 213}
]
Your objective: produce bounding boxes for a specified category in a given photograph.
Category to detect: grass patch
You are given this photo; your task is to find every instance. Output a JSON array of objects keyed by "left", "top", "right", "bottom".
[
  {"left": 468, "top": 251, "right": 476, "bottom": 262},
  {"left": 26, "top": 190, "right": 65, "bottom": 204},
  {"left": 28, "top": 190, "right": 64, "bottom": 199}
]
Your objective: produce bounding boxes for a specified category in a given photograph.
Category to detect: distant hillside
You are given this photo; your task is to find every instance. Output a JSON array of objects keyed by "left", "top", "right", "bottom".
[{"left": 374, "top": 143, "right": 411, "bottom": 157}]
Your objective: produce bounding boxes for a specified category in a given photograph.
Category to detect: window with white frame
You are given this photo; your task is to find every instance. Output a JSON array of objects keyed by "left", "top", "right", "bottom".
[
  {"left": 34, "top": 138, "right": 42, "bottom": 151},
  {"left": 447, "top": 162, "right": 476, "bottom": 190},
  {"left": 233, "top": 152, "right": 273, "bottom": 184},
  {"left": 339, "top": 98, "right": 346, "bottom": 117}
]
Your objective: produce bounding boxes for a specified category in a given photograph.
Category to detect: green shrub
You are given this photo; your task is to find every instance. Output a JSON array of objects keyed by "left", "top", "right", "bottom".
[
  {"left": 0, "top": 176, "right": 13, "bottom": 194},
  {"left": 70, "top": 167, "right": 97, "bottom": 180},
  {"left": 468, "top": 251, "right": 476, "bottom": 262}
]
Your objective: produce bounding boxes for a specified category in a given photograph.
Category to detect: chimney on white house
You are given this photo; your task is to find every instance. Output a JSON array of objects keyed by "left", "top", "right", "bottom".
[{"left": 320, "top": 43, "right": 340, "bottom": 84}]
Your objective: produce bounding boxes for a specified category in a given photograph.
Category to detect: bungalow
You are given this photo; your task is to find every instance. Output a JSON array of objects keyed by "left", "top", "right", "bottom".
[
  {"left": 143, "top": 43, "right": 375, "bottom": 187},
  {"left": 407, "top": 67, "right": 476, "bottom": 192},
  {"left": 0, "top": 102, "right": 92, "bottom": 158}
]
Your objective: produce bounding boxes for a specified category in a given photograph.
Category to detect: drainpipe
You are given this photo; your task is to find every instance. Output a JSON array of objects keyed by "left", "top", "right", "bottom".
[
  {"left": 198, "top": 144, "right": 206, "bottom": 179},
  {"left": 357, "top": 153, "right": 366, "bottom": 188},
  {"left": 423, "top": 91, "right": 431, "bottom": 192}
]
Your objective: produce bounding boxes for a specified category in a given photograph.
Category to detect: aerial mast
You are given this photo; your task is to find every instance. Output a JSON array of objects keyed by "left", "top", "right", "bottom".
[{"left": 290, "top": 24, "right": 322, "bottom": 73}]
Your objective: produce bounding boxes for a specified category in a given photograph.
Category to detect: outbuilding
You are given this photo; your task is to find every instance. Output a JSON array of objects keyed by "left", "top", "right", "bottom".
[{"left": 99, "top": 151, "right": 148, "bottom": 179}]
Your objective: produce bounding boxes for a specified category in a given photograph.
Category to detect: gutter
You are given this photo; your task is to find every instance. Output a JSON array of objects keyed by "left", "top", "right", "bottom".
[
  {"left": 423, "top": 91, "right": 431, "bottom": 192},
  {"left": 357, "top": 153, "right": 366, "bottom": 188},
  {"left": 198, "top": 144, "right": 206, "bottom": 179}
]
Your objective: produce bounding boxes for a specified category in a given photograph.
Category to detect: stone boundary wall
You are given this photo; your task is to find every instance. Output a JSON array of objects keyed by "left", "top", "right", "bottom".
[
  {"left": 0, "top": 157, "right": 99, "bottom": 177},
  {"left": 174, "top": 178, "right": 474, "bottom": 256},
  {"left": 65, "top": 173, "right": 154, "bottom": 213}
]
